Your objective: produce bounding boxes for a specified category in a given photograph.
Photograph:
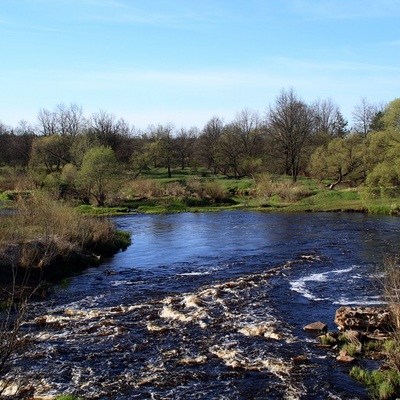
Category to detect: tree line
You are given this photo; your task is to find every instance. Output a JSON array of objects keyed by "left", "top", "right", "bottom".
[{"left": 0, "top": 88, "right": 399, "bottom": 205}]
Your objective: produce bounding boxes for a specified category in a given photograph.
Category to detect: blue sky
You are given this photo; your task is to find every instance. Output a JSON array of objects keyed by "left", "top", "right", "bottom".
[{"left": 1, "top": 0, "right": 400, "bottom": 130}]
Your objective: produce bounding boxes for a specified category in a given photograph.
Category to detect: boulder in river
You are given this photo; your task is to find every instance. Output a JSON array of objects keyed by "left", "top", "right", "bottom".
[
  {"left": 304, "top": 321, "right": 328, "bottom": 333},
  {"left": 334, "top": 306, "right": 392, "bottom": 334},
  {"left": 336, "top": 349, "right": 356, "bottom": 363}
]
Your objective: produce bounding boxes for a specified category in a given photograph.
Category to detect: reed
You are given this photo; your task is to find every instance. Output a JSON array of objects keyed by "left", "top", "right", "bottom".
[{"left": 0, "top": 192, "right": 129, "bottom": 282}]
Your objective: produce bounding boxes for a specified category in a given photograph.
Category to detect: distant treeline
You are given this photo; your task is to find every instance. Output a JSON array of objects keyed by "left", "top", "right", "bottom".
[{"left": 1, "top": 88, "right": 399, "bottom": 202}]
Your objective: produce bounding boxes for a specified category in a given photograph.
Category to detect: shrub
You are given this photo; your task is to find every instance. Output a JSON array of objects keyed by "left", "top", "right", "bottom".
[
  {"left": 130, "top": 178, "right": 164, "bottom": 198},
  {"left": 0, "top": 192, "right": 128, "bottom": 281},
  {"left": 255, "top": 174, "right": 313, "bottom": 203},
  {"left": 341, "top": 342, "right": 359, "bottom": 357},
  {"left": 350, "top": 366, "right": 400, "bottom": 400},
  {"left": 203, "top": 181, "right": 226, "bottom": 203}
]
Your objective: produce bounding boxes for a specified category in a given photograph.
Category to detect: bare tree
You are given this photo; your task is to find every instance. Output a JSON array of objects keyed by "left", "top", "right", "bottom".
[
  {"left": 352, "top": 97, "right": 378, "bottom": 137},
  {"left": 233, "top": 109, "right": 265, "bottom": 158},
  {"left": 175, "top": 127, "right": 198, "bottom": 170},
  {"left": 37, "top": 108, "right": 58, "bottom": 136},
  {"left": 56, "top": 103, "right": 84, "bottom": 137},
  {"left": 198, "top": 116, "right": 224, "bottom": 174},
  {"left": 313, "top": 98, "right": 348, "bottom": 138},
  {"left": 266, "top": 88, "right": 314, "bottom": 182},
  {"left": 217, "top": 123, "right": 245, "bottom": 178}
]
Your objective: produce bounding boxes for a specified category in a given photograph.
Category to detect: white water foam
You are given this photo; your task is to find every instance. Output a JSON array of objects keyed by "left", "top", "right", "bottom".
[{"left": 289, "top": 266, "right": 358, "bottom": 302}]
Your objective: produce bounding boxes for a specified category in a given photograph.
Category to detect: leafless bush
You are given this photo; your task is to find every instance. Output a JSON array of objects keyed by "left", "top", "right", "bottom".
[
  {"left": 380, "top": 255, "right": 400, "bottom": 371},
  {"left": 164, "top": 182, "right": 186, "bottom": 197},
  {"left": 254, "top": 173, "right": 275, "bottom": 198},
  {"left": 0, "top": 255, "right": 42, "bottom": 397},
  {"left": 255, "top": 174, "right": 312, "bottom": 203},
  {"left": 382, "top": 256, "right": 400, "bottom": 330},
  {"left": 130, "top": 179, "right": 164, "bottom": 198},
  {"left": 203, "top": 181, "right": 226, "bottom": 202},
  {"left": 274, "top": 181, "right": 312, "bottom": 203},
  {"left": 186, "top": 177, "right": 204, "bottom": 198}
]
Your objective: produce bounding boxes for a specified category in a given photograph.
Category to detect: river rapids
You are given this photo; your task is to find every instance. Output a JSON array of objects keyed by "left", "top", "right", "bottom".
[{"left": 3, "top": 211, "right": 400, "bottom": 399}]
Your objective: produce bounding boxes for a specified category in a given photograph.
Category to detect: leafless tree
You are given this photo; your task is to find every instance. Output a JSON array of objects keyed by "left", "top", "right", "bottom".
[
  {"left": 312, "top": 98, "right": 348, "bottom": 138},
  {"left": 233, "top": 109, "right": 264, "bottom": 158},
  {"left": 37, "top": 108, "right": 58, "bottom": 136},
  {"left": 351, "top": 97, "right": 378, "bottom": 137},
  {"left": 198, "top": 116, "right": 224, "bottom": 174},
  {"left": 56, "top": 103, "right": 85, "bottom": 137},
  {"left": 266, "top": 88, "right": 314, "bottom": 182},
  {"left": 175, "top": 127, "right": 198, "bottom": 170},
  {"left": 218, "top": 123, "right": 245, "bottom": 178}
]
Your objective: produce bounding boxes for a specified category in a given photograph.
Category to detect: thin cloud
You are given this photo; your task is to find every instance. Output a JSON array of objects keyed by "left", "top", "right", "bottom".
[
  {"left": 268, "top": 56, "right": 400, "bottom": 74},
  {"left": 73, "top": 0, "right": 239, "bottom": 29},
  {"left": 288, "top": 0, "right": 400, "bottom": 20}
]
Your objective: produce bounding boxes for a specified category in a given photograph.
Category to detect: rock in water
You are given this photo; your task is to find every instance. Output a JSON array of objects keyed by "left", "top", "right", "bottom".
[
  {"left": 304, "top": 321, "right": 328, "bottom": 333},
  {"left": 334, "top": 306, "right": 391, "bottom": 333}
]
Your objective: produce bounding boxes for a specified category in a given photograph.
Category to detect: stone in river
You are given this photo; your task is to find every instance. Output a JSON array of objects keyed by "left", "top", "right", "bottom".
[{"left": 304, "top": 321, "right": 328, "bottom": 333}]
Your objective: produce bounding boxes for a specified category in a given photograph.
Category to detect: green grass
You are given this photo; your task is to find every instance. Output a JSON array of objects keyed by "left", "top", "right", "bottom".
[
  {"left": 81, "top": 168, "right": 400, "bottom": 215},
  {"left": 284, "top": 189, "right": 367, "bottom": 212},
  {"left": 77, "top": 204, "right": 131, "bottom": 216},
  {"left": 350, "top": 366, "right": 400, "bottom": 399}
]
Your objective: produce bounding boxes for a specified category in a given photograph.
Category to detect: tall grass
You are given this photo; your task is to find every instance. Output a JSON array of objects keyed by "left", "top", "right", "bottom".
[
  {"left": 0, "top": 193, "right": 126, "bottom": 278},
  {"left": 255, "top": 174, "right": 313, "bottom": 203},
  {"left": 350, "top": 256, "right": 400, "bottom": 399}
]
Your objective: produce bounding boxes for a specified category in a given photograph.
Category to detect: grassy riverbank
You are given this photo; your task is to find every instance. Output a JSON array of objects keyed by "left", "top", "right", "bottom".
[
  {"left": 0, "top": 194, "right": 130, "bottom": 296},
  {"left": 111, "top": 169, "right": 400, "bottom": 215}
]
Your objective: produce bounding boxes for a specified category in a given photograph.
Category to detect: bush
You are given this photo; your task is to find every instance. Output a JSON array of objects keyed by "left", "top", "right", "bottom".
[
  {"left": 0, "top": 192, "right": 129, "bottom": 282},
  {"left": 350, "top": 366, "right": 400, "bottom": 399},
  {"left": 203, "top": 181, "right": 226, "bottom": 203},
  {"left": 255, "top": 174, "right": 313, "bottom": 203},
  {"left": 130, "top": 178, "right": 164, "bottom": 198}
]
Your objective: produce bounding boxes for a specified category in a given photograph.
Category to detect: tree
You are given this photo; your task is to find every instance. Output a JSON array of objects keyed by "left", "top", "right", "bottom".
[
  {"left": 30, "top": 135, "right": 71, "bottom": 173},
  {"left": 309, "top": 135, "right": 365, "bottom": 189},
  {"left": 79, "top": 146, "right": 119, "bottom": 206},
  {"left": 364, "top": 99, "right": 400, "bottom": 188},
  {"left": 148, "top": 124, "right": 175, "bottom": 178},
  {"left": 351, "top": 97, "right": 378, "bottom": 137},
  {"left": 37, "top": 108, "right": 58, "bottom": 136},
  {"left": 382, "top": 98, "right": 400, "bottom": 134},
  {"left": 56, "top": 103, "right": 85, "bottom": 137},
  {"left": 312, "top": 98, "right": 348, "bottom": 139},
  {"left": 233, "top": 109, "right": 264, "bottom": 158},
  {"left": 174, "top": 127, "right": 197, "bottom": 170},
  {"left": 198, "top": 116, "right": 224, "bottom": 174},
  {"left": 217, "top": 123, "right": 245, "bottom": 177},
  {"left": 266, "top": 88, "right": 314, "bottom": 182}
]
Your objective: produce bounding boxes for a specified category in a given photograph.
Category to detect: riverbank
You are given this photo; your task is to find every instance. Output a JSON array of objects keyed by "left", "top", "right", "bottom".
[
  {"left": 113, "top": 187, "right": 400, "bottom": 215},
  {"left": 0, "top": 196, "right": 131, "bottom": 301}
]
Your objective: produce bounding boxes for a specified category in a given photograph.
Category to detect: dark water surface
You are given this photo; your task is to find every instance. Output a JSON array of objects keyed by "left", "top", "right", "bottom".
[{"left": 11, "top": 211, "right": 400, "bottom": 399}]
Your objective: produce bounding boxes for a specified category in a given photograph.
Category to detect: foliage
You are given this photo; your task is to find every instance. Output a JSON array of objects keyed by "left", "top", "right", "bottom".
[
  {"left": 350, "top": 366, "right": 400, "bottom": 399},
  {"left": 79, "top": 146, "right": 119, "bottom": 206},
  {"left": 308, "top": 135, "right": 365, "bottom": 188}
]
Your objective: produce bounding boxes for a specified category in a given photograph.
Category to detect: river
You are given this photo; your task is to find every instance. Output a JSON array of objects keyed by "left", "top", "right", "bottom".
[{"left": 10, "top": 211, "right": 400, "bottom": 399}]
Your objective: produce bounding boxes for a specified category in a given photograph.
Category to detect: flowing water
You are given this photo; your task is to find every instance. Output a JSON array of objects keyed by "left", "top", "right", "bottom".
[{"left": 9, "top": 211, "right": 400, "bottom": 399}]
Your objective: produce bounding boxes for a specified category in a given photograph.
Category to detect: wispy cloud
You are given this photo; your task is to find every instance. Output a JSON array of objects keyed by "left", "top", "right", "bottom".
[
  {"left": 288, "top": 0, "right": 400, "bottom": 20},
  {"left": 381, "top": 40, "right": 400, "bottom": 47},
  {"left": 71, "top": 0, "right": 240, "bottom": 30},
  {"left": 268, "top": 56, "right": 400, "bottom": 74}
]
